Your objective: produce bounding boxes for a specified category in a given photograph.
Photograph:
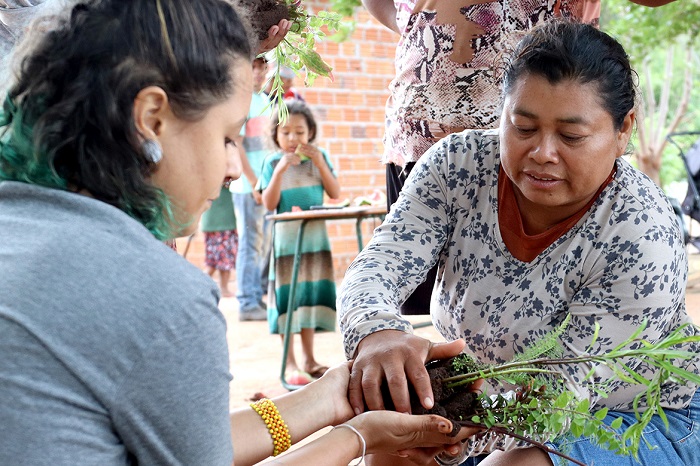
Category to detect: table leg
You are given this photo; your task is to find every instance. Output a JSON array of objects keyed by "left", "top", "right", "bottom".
[
  {"left": 355, "top": 217, "right": 364, "bottom": 252},
  {"left": 280, "top": 219, "right": 308, "bottom": 391}
]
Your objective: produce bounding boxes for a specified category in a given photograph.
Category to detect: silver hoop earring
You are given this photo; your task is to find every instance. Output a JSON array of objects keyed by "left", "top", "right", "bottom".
[{"left": 142, "top": 139, "right": 163, "bottom": 164}]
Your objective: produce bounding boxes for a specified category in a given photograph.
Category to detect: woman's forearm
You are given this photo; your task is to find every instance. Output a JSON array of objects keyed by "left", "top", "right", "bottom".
[
  {"left": 264, "top": 428, "right": 360, "bottom": 466},
  {"left": 230, "top": 382, "right": 342, "bottom": 466}
]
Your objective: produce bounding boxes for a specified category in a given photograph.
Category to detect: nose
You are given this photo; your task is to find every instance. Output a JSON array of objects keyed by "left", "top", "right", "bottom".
[{"left": 529, "top": 134, "right": 559, "bottom": 164}]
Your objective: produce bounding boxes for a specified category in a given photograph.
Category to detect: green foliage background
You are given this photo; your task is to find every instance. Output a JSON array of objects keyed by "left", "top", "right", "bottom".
[{"left": 603, "top": 0, "right": 700, "bottom": 188}]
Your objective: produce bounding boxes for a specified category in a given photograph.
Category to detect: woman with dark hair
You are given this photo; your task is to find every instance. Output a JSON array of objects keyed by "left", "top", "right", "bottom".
[
  {"left": 339, "top": 20, "right": 700, "bottom": 466},
  {"left": 0, "top": 1, "right": 478, "bottom": 465}
]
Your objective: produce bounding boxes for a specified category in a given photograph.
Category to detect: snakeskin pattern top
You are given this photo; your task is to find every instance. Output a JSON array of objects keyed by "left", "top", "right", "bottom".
[{"left": 383, "top": 0, "right": 600, "bottom": 166}]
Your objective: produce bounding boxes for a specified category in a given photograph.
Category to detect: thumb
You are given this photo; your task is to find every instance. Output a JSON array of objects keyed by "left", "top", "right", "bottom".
[
  {"left": 410, "top": 414, "right": 454, "bottom": 437},
  {"left": 427, "top": 339, "right": 466, "bottom": 362}
]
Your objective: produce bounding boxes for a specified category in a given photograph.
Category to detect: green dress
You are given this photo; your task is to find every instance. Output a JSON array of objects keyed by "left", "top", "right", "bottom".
[{"left": 258, "top": 150, "right": 337, "bottom": 334}]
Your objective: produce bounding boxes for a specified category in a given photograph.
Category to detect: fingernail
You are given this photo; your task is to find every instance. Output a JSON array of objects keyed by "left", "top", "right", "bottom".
[
  {"left": 424, "top": 397, "right": 434, "bottom": 409},
  {"left": 354, "top": 407, "right": 361, "bottom": 416}
]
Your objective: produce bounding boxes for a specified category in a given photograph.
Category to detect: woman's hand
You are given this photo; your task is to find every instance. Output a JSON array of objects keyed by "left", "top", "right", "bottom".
[
  {"left": 258, "top": 19, "right": 292, "bottom": 54},
  {"left": 261, "top": 400, "right": 481, "bottom": 466},
  {"left": 348, "top": 330, "right": 467, "bottom": 416},
  {"left": 346, "top": 411, "right": 481, "bottom": 459},
  {"left": 302, "top": 362, "right": 355, "bottom": 426}
]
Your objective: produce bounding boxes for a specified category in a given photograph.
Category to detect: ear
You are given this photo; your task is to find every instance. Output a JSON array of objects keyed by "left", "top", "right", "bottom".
[
  {"left": 133, "top": 86, "right": 170, "bottom": 141},
  {"left": 616, "top": 109, "right": 635, "bottom": 158}
]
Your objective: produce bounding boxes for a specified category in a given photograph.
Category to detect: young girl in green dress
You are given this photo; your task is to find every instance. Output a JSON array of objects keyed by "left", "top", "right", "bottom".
[{"left": 259, "top": 100, "right": 341, "bottom": 383}]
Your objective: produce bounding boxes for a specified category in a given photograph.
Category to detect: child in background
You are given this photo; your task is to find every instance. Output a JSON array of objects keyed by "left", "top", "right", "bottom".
[
  {"left": 200, "top": 186, "right": 238, "bottom": 298},
  {"left": 258, "top": 99, "right": 340, "bottom": 383}
]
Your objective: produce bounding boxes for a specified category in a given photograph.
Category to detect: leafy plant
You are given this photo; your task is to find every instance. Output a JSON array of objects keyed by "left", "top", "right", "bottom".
[
  {"left": 267, "top": 4, "right": 341, "bottom": 122},
  {"left": 426, "top": 316, "right": 700, "bottom": 465},
  {"left": 240, "top": 0, "right": 342, "bottom": 123}
]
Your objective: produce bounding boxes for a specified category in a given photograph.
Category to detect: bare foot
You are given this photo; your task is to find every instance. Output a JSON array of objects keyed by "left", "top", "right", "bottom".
[{"left": 220, "top": 288, "right": 233, "bottom": 298}]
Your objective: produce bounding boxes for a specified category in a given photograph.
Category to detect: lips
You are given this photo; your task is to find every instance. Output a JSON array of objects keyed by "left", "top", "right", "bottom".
[
  {"left": 525, "top": 170, "right": 559, "bottom": 181},
  {"left": 523, "top": 171, "right": 561, "bottom": 189}
]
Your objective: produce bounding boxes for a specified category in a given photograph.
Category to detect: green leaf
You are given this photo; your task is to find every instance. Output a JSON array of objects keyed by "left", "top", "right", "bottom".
[
  {"left": 610, "top": 416, "right": 624, "bottom": 430},
  {"left": 594, "top": 407, "right": 609, "bottom": 421}
]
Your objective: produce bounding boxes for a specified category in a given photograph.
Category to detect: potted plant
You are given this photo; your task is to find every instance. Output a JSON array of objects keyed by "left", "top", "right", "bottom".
[{"left": 393, "top": 316, "right": 700, "bottom": 465}]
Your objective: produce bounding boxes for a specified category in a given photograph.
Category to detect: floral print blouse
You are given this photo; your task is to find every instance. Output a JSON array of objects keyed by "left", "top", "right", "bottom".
[{"left": 340, "top": 130, "right": 700, "bottom": 412}]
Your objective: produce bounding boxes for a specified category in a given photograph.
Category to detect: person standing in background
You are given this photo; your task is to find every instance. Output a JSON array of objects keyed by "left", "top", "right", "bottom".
[
  {"left": 201, "top": 185, "right": 238, "bottom": 298},
  {"left": 231, "top": 56, "right": 274, "bottom": 321},
  {"left": 259, "top": 99, "right": 340, "bottom": 383},
  {"left": 362, "top": 0, "right": 677, "bottom": 319}
]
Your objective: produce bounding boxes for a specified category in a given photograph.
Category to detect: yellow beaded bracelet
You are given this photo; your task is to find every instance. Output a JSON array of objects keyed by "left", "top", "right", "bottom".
[{"left": 250, "top": 398, "right": 292, "bottom": 456}]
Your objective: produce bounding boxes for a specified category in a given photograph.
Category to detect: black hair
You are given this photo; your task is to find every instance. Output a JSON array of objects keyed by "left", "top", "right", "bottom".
[
  {"left": 270, "top": 99, "right": 318, "bottom": 148},
  {"left": 502, "top": 20, "right": 636, "bottom": 130},
  {"left": 0, "top": 0, "right": 252, "bottom": 239}
]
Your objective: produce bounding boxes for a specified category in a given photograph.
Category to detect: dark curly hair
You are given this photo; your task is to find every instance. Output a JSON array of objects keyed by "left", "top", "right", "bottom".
[
  {"left": 0, "top": 0, "right": 252, "bottom": 239},
  {"left": 502, "top": 19, "right": 636, "bottom": 131}
]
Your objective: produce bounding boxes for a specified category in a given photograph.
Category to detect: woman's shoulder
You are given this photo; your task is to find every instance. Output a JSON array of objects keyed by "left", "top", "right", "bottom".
[
  {"left": 612, "top": 158, "right": 673, "bottom": 213},
  {"left": 594, "top": 158, "right": 682, "bottom": 247}
]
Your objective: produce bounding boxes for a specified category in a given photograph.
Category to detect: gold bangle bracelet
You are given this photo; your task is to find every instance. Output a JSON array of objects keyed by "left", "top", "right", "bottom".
[{"left": 250, "top": 398, "right": 292, "bottom": 456}]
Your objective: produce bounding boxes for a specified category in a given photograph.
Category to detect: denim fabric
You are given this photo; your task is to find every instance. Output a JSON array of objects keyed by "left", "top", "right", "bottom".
[
  {"left": 451, "top": 388, "right": 700, "bottom": 466},
  {"left": 232, "top": 192, "right": 268, "bottom": 313},
  {"left": 545, "top": 388, "right": 700, "bottom": 466}
]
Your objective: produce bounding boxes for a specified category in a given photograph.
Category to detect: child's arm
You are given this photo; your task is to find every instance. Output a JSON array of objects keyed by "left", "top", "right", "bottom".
[
  {"left": 297, "top": 144, "right": 341, "bottom": 199},
  {"left": 261, "top": 154, "right": 297, "bottom": 211}
]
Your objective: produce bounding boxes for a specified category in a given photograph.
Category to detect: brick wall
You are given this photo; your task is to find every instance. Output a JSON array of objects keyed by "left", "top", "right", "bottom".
[{"left": 185, "top": 2, "right": 396, "bottom": 283}]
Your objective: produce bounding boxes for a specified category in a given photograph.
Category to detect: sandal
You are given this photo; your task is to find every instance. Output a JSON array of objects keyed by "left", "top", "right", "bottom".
[{"left": 306, "top": 365, "right": 329, "bottom": 379}]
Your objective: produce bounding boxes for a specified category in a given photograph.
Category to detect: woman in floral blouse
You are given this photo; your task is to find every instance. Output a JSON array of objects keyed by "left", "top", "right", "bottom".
[{"left": 339, "top": 20, "right": 700, "bottom": 466}]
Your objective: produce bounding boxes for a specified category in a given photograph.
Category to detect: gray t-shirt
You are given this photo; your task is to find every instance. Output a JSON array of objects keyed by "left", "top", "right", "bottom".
[{"left": 0, "top": 181, "right": 233, "bottom": 465}]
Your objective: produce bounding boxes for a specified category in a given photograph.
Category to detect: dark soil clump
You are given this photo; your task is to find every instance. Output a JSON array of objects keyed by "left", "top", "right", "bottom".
[
  {"left": 381, "top": 356, "right": 479, "bottom": 436},
  {"left": 236, "top": 0, "right": 291, "bottom": 40}
]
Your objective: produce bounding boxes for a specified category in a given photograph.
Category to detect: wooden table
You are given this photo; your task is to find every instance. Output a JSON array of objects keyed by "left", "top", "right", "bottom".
[{"left": 266, "top": 205, "right": 386, "bottom": 390}]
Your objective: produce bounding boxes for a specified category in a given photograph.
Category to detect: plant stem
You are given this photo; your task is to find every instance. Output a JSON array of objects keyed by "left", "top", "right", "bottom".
[
  {"left": 455, "top": 421, "right": 586, "bottom": 466},
  {"left": 443, "top": 346, "right": 700, "bottom": 388}
]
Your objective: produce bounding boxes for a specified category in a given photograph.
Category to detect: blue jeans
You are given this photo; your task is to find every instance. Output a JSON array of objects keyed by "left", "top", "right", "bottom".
[
  {"left": 457, "top": 388, "right": 700, "bottom": 466},
  {"left": 232, "top": 192, "right": 269, "bottom": 313}
]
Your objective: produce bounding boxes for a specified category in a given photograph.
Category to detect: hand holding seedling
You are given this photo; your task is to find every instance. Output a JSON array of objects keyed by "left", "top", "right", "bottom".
[
  {"left": 370, "top": 318, "right": 700, "bottom": 465},
  {"left": 348, "top": 330, "right": 467, "bottom": 415},
  {"left": 258, "top": 19, "right": 292, "bottom": 54},
  {"left": 345, "top": 411, "right": 481, "bottom": 461}
]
